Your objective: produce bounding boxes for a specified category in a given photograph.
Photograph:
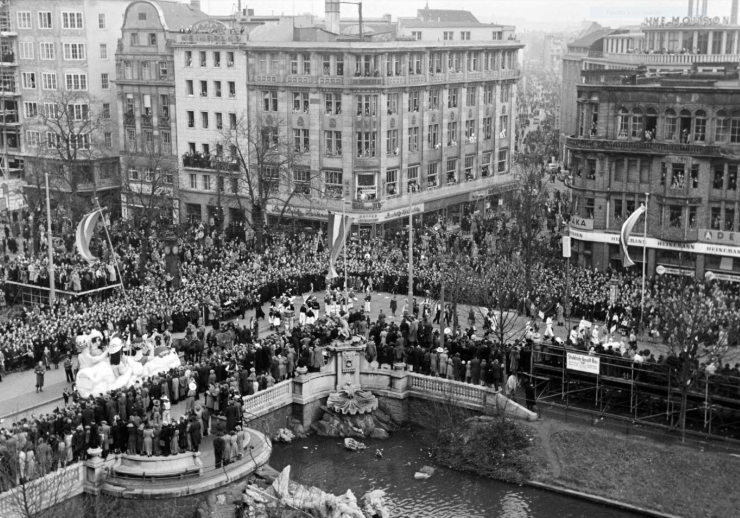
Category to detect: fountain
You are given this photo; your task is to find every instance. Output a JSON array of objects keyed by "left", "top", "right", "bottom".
[{"left": 326, "top": 382, "right": 378, "bottom": 415}]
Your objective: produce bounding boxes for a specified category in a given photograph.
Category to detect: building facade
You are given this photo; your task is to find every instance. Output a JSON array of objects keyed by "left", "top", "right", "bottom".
[
  {"left": 171, "top": 20, "right": 247, "bottom": 228},
  {"left": 170, "top": 16, "right": 522, "bottom": 235},
  {"left": 5, "top": 0, "right": 132, "bottom": 213},
  {"left": 116, "top": 0, "right": 209, "bottom": 224},
  {"left": 565, "top": 71, "right": 740, "bottom": 282}
]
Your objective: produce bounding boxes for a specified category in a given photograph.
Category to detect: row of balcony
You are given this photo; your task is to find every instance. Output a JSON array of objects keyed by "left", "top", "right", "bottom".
[
  {"left": 315, "top": 174, "right": 515, "bottom": 214},
  {"left": 588, "top": 51, "right": 740, "bottom": 65},
  {"left": 565, "top": 136, "right": 723, "bottom": 157},
  {"left": 254, "top": 68, "right": 520, "bottom": 87},
  {"left": 124, "top": 113, "right": 170, "bottom": 128},
  {"left": 182, "top": 153, "right": 239, "bottom": 172}
]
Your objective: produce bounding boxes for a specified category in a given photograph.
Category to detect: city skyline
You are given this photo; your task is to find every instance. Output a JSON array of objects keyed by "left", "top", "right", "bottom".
[{"left": 204, "top": 0, "right": 739, "bottom": 28}]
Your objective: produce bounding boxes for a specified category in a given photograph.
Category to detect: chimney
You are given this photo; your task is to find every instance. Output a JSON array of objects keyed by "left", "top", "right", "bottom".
[
  {"left": 325, "top": 0, "right": 340, "bottom": 34},
  {"left": 733, "top": 0, "right": 739, "bottom": 24},
  {"left": 191, "top": 0, "right": 201, "bottom": 11}
]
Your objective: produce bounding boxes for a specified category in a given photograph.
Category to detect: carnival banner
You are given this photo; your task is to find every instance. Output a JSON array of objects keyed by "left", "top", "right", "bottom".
[{"left": 75, "top": 210, "right": 102, "bottom": 264}]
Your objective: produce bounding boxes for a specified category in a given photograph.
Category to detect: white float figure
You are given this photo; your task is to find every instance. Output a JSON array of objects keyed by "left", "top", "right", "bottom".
[{"left": 74, "top": 333, "right": 181, "bottom": 398}]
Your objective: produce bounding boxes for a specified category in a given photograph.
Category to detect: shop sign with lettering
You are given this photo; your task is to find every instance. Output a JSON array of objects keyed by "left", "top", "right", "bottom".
[
  {"left": 569, "top": 217, "right": 594, "bottom": 231},
  {"left": 699, "top": 229, "right": 740, "bottom": 246},
  {"left": 642, "top": 16, "right": 731, "bottom": 27}
]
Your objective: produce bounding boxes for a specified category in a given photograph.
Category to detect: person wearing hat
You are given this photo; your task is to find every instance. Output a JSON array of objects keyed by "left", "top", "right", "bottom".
[
  {"left": 213, "top": 431, "right": 225, "bottom": 468},
  {"left": 161, "top": 396, "right": 171, "bottom": 424},
  {"left": 35, "top": 361, "right": 46, "bottom": 393}
]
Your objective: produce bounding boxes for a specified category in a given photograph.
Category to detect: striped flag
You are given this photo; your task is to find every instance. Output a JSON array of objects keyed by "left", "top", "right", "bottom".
[
  {"left": 75, "top": 210, "right": 102, "bottom": 264},
  {"left": 327, "top": 212, "right": 352, "bottom": 279},
  {"left": 620, "top": 204, "right": 646, "bottom": 268}
]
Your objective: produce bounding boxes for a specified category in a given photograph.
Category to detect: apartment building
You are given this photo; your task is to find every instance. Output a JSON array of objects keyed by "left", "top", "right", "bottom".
[
  {"left": 5, "top": 0, "right": 131, "bottom": 213},
  {"left": 566, "top": 69, "right": 740, "bottom": 282},
  {"left": 116, "top": 0, "right": 208, "bottom": 224}
]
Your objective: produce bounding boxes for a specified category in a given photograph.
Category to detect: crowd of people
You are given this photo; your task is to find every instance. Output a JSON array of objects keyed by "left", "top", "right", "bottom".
[{"left": 0, "top": 188, "right": 739, "bottom": 486}]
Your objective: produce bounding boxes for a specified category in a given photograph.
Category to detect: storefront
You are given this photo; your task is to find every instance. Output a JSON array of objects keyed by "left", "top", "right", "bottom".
[{"left": 569, "top": 226, "right": 740, "bottom": 281}]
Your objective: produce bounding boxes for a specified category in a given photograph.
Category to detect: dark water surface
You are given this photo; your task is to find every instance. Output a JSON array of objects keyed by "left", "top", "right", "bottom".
[{"left": 269, "top": 431, "right": 638, "bottom": 518}]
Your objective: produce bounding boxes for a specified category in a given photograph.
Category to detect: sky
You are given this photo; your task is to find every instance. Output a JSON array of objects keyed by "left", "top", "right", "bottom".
[{"left": 199, "top": 0, "right": 739, "bottom": 29}]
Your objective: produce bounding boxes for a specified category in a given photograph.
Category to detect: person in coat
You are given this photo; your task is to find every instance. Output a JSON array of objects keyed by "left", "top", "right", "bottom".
[
  {"left": 491, "top": 359, "right": 503, "bottom": 391},
  {"left": 213, "top": 432, "right": 225, "bottom": 468},
  {"left": 35, "top": 362, "right": 46, "bottom": 392},
  {"left": 188, "top": 416, "right": 202, "bottom": 452}
]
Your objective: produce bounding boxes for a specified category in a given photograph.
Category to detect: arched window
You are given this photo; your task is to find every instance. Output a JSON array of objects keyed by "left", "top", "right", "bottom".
[
  {"left": 715, "top": 110, "right": 729, "bottom": 142},
  {"left": 664, "top": 109, "right": 677, "bottom": 140},
  {"left": 631, "top": 108, "right": 643, "bottom": 138},
  {"left": 694, "top": 109, "right": 707, "bottom": 142},
  {"left": 645, "top": 108, "right": 658, "bottom": 139},
  {"left": 617, "top": 107, "right": 629, "bottom": 137},
  {"left": 679, "top": 109, "right": 692, "bottom": 143},
  {"left": 731, "top": 111, "right": 740, "bottom": 143}
]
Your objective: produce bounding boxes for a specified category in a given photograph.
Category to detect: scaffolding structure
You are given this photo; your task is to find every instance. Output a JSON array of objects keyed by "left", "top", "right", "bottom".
[
  {"left": 4, "top": 280, "right": 123, "bottom": 307},
  {"left": 529, "top": 344, "right": 740, "bottom": 438}
]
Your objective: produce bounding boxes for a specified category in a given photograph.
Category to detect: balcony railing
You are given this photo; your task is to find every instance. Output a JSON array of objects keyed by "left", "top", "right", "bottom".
[
  {"left": 141, "top": 114, "right": 152, "bottom": 127},
  {"left": 123, "top": 113, "right": 135, "bottom": 126},
  {"left": 182, "top": 153, "right": 239, "bottom": 172},
  {"left": 602, "top": 51, "right": 740, "bottom": 65},
  {"left": 352, "top": 200, "right": 383, "bottom": 210},
  {"left": 177, "top": 33, "right": 246, "bottom": 45},
  {"left": 251, "top": 67, "right": 521, "bottom": 87},
  {"left": 565, "top": 136, "right": 723, "bottom": 157},
  {"left": 0, "top": 51, "right": 15, "bottom": 64},
  {"left": 158, "top": 115, "right": 170, "bottom": 126}
]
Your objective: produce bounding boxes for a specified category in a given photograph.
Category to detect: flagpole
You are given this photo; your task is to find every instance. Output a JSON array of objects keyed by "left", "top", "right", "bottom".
[
  {"left": 640, "top": 193, "right": 649, "bottom": 325},
  {"left": 95, "top": 198, "right": 126, "bottom": 296},
  {"left": 342, "top": 198, "right": 348, "bottom": 312},
  {"left": 45, "top": 172, "right": 55, "bottom": 305}
]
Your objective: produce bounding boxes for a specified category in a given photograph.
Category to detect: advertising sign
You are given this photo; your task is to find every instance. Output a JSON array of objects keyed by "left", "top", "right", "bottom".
[
  {"left": 566, "top": 352, "right": 600, "bottom": 375},
  {"left": 569, "top": 217, "right": 594, "bottom": 231},
  {"left": 562, "top": 236, "right": 571, "bottom": 258}
]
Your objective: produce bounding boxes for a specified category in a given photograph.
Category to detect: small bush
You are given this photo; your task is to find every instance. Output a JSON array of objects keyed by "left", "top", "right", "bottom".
[{"left": 431, "top": 419, "right": 539, "bottom": 484}]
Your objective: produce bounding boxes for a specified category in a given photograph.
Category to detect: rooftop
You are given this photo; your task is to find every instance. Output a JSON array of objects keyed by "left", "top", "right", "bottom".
[
  {"left": 568, "top": 28, "right": 617, "bottom": 49},
  {"left": 416, "top": 8, "right": 480, "bottom": 24},
  {"left": 140, "top": 0, "right": 211, "bottom": 32}
]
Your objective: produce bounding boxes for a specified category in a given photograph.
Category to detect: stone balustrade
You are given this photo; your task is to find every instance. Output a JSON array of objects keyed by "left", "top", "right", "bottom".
[
  {"left": 0, "top": 463, "right": 85, "bottom": 518},
  {"left": 408, "top": 373, "right": 487, "bottom": 405},
  {"left": 242, "top": 379, "right": 293, "bottom": 418}
]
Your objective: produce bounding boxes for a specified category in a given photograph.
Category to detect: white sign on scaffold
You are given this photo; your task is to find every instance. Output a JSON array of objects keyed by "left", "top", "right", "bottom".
[{"left": 567, "top": 352, "right": 600, "bottom": 375}]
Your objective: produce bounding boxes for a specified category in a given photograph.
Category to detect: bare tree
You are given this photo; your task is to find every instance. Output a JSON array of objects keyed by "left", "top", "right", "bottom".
[
  {"left": 24, "top": 89, "right": 112, "bottom": 220},
  {"left": 214, "top": 112, "right": 321, "bottom": 251},
  {"left": 652, "top": 276, "right": 740, "bottom": 441},
  {"left": 120, "top": 151, "right": 177, "bottom": 280},
  {"left": 0, "top": 445, "right": 82, "bottom": 518},
  {"left": 510, "top": 147, "right": 551, "bottom": 297}
]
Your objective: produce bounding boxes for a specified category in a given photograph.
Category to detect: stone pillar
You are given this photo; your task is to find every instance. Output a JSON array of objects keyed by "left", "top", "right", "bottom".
[
  {"left": 84, "top": 448, "right": 107, "bottom": 490},
  {"left": 327, "top": 343, "right": 365, "bottom": 389}
]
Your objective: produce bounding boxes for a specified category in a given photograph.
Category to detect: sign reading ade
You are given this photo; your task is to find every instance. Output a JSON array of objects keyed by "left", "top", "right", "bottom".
[{"left": 643, "top": 16, "right": 731, "bottom": 27}]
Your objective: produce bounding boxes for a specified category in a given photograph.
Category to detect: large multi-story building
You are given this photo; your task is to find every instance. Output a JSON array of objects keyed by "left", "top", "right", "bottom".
[
  {"left": 543, "top": 34, "right": 565, "bottom": 71},
  {"left": 172, "top": 4, "right": 523, "bottom": 236},
  {"left": 4, "top": 0, "right": 132, "bottom": 214},
  {"left": 560, "top": 0, "right": 740, "bottom": 159},
  {"left": 116, "top": 0, "right": 209, "bottom": 224},
  {"left": 564, "top": 69, "right": 740, "bottom": 282}
]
